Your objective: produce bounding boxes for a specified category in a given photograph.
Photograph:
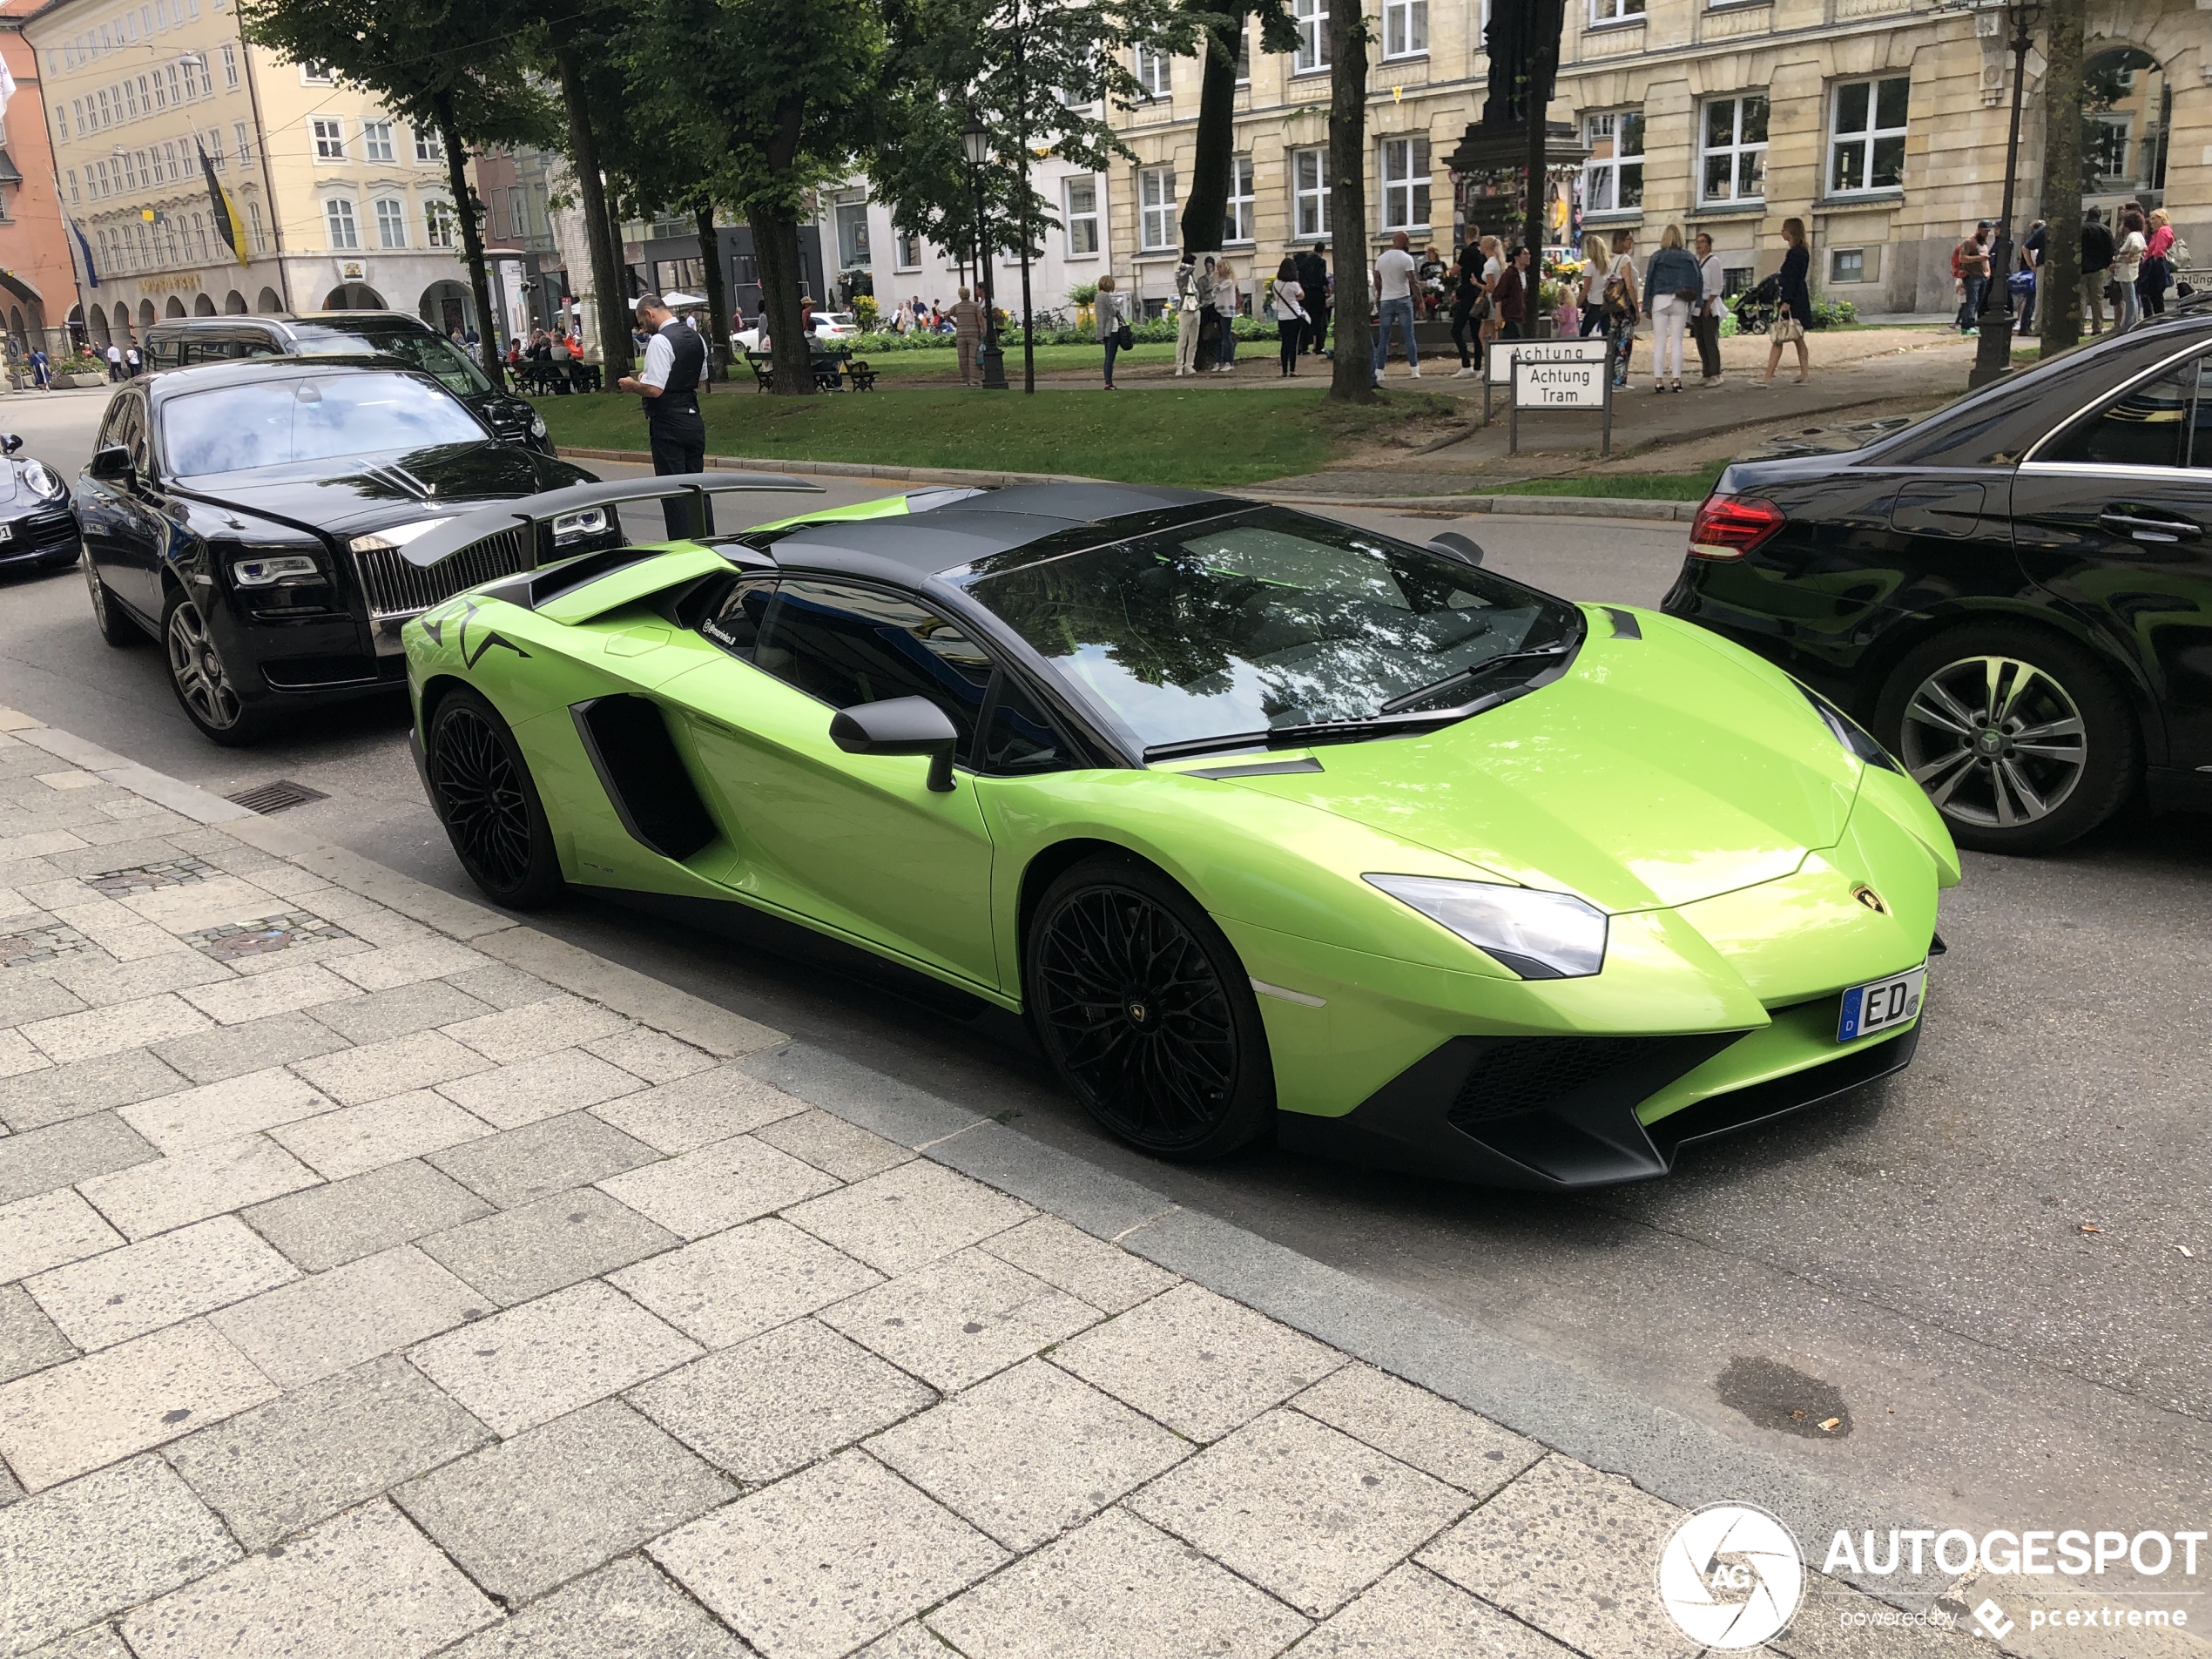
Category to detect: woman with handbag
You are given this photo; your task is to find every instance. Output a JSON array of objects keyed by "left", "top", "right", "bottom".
[
  {"left": 2112, "top": 208, "right": 2146, "bottom": 332},
  {"left": 1643, "top": 225, "right": 1702, "bottom": 394},
  {"left": 1760, "top": 219, "right": 1813, "bottom": 386},
  {"left": 2140, "top": 209, "right": 2175, "bottom": 320},
  {"left": 1269, "top": 256, "right": 1309, "bottom": 377},
  {"left": 1603, "top": 231, "right": 1641, "bottom": 388},
  {"left": 1095, "top": 273, "right": 1133, "bottom": 390},
  {"left": 1449, "top": 236, "right": 1490, "bottom": 376},
  {"left": 1578, "top": 234, "right": 1610, "bottom": 338}
]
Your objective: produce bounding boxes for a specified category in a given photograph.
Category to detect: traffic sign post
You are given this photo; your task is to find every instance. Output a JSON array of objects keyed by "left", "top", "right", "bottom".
[{"left": 1503, "top": 338, "right": 1614, "bottom": 458}]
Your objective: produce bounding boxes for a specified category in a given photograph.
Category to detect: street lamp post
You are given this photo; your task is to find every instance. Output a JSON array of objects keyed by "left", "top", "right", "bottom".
[
  {"left": 1971, "top": 0, "right": 2042, "bottom": 388},
  {"left": 962, "top": 115, "right": 1009, "bottom": 390}
]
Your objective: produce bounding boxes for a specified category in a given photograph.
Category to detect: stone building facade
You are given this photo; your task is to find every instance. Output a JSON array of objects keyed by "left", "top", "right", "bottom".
[{"left": 1101, "top": 0, "right": 2208, "bottom": 316}]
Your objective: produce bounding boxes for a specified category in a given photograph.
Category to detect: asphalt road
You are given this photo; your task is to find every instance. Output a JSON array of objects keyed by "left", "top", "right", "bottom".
[{"left": 2, "top": 385, "right": 2206, "bottom": 1550}]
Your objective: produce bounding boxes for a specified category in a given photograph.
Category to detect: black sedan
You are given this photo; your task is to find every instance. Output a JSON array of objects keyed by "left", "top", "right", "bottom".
[
  {"left": 0, "top": 434, "right": 80, "bottom": 573},
  {"left": 78, "top": 356, "right": 605, "bottom": 745},
  {"left": 1663, "top": 311, "right": 2212, "bottom": 853}
]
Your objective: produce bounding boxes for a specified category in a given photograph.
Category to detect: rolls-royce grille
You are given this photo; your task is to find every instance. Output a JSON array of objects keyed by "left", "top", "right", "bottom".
[{"left": 352, "top": 528, "right": 534, "bottom": 622}]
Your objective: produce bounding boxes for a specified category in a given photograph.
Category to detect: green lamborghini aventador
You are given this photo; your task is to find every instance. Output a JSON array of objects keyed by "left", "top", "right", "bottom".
[{"left": 400, "top": 475, "right": 1958, "bottom": 1189}]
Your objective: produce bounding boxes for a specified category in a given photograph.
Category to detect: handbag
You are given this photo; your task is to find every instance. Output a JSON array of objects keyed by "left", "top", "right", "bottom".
[
  {"left": 1772, "top": 314, "right": 1806, "bottom": 345},
  {"left": 1113, "top": 321, "right": 1133, "bottom": 349}
]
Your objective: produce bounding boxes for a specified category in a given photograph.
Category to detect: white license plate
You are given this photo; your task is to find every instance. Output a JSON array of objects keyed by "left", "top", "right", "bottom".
[
  {"left": 1838, "top": 966, "right": 1925, "bottom": 1042},
  {"left": 0, "top": 523, "right": 14, "bottom": 543}
]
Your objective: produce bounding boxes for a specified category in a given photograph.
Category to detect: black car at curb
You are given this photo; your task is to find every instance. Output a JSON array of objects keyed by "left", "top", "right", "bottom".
[
  {"left": 1664, "top": 311, "right": 2212, "bottom": 853},
  {"left": 78, "top": 356, "right": 604, "bottom": 745},
  {"left": 0, "top": 434, "right": 80, "bottom": 573},
  {"left": 141, "top": 311, "right": 552, "bottom": 455}
]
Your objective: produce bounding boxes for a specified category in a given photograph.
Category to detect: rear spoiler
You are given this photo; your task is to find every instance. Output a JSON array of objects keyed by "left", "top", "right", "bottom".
[{"left": 390, "top": 472, "right": 825, "bottom": 570}]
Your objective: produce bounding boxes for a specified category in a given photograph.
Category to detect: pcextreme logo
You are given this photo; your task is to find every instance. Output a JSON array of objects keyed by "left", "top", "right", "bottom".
[{"left": 1656, "top": 1503, "right": 1808, "bottom": 1649}]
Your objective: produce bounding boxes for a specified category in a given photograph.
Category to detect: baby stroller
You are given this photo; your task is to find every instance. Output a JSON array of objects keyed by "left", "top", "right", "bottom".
[{"left": 1730, "top": 276, "right": 1780, "bottom": 337}]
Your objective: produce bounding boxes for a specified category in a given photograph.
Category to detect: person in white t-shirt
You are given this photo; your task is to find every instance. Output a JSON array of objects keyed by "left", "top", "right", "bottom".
[{"left": 1371, "top": 231, "right": 1421, "bottom": 382}]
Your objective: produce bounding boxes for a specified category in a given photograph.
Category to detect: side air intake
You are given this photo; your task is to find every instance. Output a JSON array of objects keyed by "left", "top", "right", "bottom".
[{"left": 570, "top": 695, "right": 718, "bottom": 861}]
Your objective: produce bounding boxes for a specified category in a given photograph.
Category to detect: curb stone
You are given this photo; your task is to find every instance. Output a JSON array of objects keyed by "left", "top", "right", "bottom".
[{"left": 5, "top": 705, "right": 2022, "bottom": 1645}]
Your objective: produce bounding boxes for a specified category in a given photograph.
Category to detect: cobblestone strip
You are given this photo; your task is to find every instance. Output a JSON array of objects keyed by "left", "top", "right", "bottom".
[{"left": 0, "top": 712, "right": 1999, "bottom": 1659}]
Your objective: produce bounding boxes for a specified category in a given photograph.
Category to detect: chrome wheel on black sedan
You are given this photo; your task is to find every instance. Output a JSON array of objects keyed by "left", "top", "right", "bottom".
[{"left": 160, "top": 591, "right": 262, "bottom": 745}]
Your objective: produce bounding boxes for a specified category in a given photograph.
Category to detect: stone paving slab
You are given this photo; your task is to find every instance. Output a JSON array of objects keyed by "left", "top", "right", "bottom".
[{"left": 0, "top": 718, "right": 2042, "bottom": 1659}]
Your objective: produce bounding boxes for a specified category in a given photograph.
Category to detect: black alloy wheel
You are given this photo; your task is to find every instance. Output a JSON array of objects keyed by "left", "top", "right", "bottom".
[
  {"left": 1874, "top": 623, "right": 2137, "bottom": 854},
  {"left": 84, "top": 551, "right": 139, "bottom": 646},
  {"left": 426, "top": 687, "right": 563, "bottom": 907},
  {"left": 161, "top": 588, "right": 264, "bottom": 745},
  {"left": 1026, "top": 855, "right": 1273, "bottom": 1159}
]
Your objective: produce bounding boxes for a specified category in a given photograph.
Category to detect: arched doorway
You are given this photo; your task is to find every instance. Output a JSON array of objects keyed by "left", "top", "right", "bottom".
[
  {"left": 136, "top": 299, "right": 155, "bottom": 330},
  {"left": 256, "top": 287, "right": 286, "bottom": 314},
  {"left": 418, "top": 280, "right": 474, "bottom": 340},
  {"left": 225, "top": 290, "right": 249, "bottom": 314},
  {"left": 112, "top": 301, "right": 132, "bottom": 341},
  {"left": 72, "top": 305, "right": 95, "bottom": 351},
  {"left": 165, "top": 296, "right": 187, "bottom": 318},
  {"left": 6, "top": 307, "right": 22, "bottom": 354},
  {"left": 194, "top": 293, "right": 218, "bottom": 316},
  {"left": 321, "top": 282, "right": 386, "bottom": 310},
  {"left": 2082, "top": 47, "right": 2168, "bottom": 204}
]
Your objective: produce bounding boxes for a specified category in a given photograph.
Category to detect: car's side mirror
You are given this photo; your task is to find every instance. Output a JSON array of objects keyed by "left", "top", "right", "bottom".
[
  {"left": 829, "top": 696, "right": 960, "bottom": 792},
  {"left": 87, "top": 444, "right": 132, "bottom": 482},
  {"left": 1429, "top": 531, "right": 1485, "bottom": 567},
  {"left": 0, "top": 434, "right": 21, "bottom": 455}
]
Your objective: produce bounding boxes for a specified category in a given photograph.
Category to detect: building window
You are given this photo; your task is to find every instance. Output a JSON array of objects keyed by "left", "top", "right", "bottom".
[
  {"left": 205, "top": 131, "right": 224, "bottom": 171},
  {"left": 1581, "top": 111, "right": 1644, "bottom": 212},
  {"left": 219, "top": 42, "right": 237, "bottom": 87},
  {"left": 1292, "top": 146, "right": 1330, "bottom": 239},
  {"left": 181, "top": 55, "right": 202, "bottom": 97},
  {"left": 374, "top": 197, "right": 406, "bottom": 248},
  {"left": 1234, "top": 21, "right": 1250, "bottom": 83},
  {"left": 312, "top": 117, "right": 343, "bottom": 159},
  {"left": 1829, "top": 76, "right": 1906, "bottom": 194},
  {"left": 895, "top": 226, "right": 921, "bottom": 268},
  {"left": 1134, "top": 44, "right": 1170, "bottom": 98},
  {"left": 2087, "top": 114, "right": 2129, "bottom": 185},
  {"left": 1380, "top": 136, "right": 1430, "bottom": 231},
  {"left": 425, "top": 199, "right": 456, "bottom": 247},
  {"left": 164, "top": 140, "right": 180, "bottom": 179},
  {"left": 1138, "top": 164, "right": 1176, "bottom": 252},
  {"left": 834, "top": 199, "right": 871, "bottom": 268},
  {"left": 1223, "top": 155, "right": 1254, "bottom": 244},
  {"left": 1830, "top": 248, "right": 1865, "bottom": 283},
  {"left": 1293, "top": 0, "right": 1327, "bottom": 72},
  {"left": 165, "top": 64, "right": 179, "bottom": 105},
  {"left": 300, "top": 59, "right": 332, "bottom": 84},
  {"left": 233, "top": 121, "right": 250, "bottom": 164},
  {"left": 66, "top": 170, "right": 79, "bottom": 205},
  {"left": 324, "top": 196, "right": 358, "bottom": 249},
  {"left": 1590, "top": 0, "right": 1645, "bottom": 21},
  {"left": 246, "top": 199, "right": 266, "bottom": 252},
  {"left": 1065, "top": 175, "right": 1100, "bottom": 256},
  {"left": 414, "top": 126, "right": 445, "bottom": 165},
  {"left": 362, "top": 120, "right": 394, "bottom": 162},
  {"left": 123, "top": 79, "right": 138, "bottom": 118},
  {"left": 1383, "top": 0, "right": 1426, "bottom": 58},
  {"left": 1700, "top": 93, "right": 1769, "bottom": 205}
]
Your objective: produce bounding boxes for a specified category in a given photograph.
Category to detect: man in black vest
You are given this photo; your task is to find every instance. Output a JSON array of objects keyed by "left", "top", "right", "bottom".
[{"left": 617, "top": 293, "right": 711, "bottom": 537}]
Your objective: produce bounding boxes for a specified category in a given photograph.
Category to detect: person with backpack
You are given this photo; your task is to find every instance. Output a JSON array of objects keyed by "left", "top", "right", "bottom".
[
  {"left": 1952, "top": 221, "right": 1992, "bottom": 335},
  {"left": 1602, "top": 230, "right": 1641, "bottom": 388},
  {"left": 2079, "top": 208, "right": 2114, "bottom": 336}
]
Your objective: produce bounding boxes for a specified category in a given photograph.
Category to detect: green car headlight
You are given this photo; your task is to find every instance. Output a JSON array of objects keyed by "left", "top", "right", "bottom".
[{"left": 1365, "top": 873, "right": 1608, "bottom": 980}]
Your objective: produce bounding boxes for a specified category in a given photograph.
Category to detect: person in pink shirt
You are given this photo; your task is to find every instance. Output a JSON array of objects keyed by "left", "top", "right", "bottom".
[{"left": 2140, "top": 208, "right": 2176, "bottom": 319}]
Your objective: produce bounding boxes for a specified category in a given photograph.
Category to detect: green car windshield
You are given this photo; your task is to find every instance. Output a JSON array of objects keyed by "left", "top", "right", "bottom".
[{"left": 956, "top": 507, "right": 1583, "bottom": 756}]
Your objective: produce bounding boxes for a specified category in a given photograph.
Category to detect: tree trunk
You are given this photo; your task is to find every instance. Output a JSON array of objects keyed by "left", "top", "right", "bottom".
[
  {"left": 432, "top": 91, "right": 503, "bottom": 389},
  {"left": 552, "top": 45, "right": 633, "bottom": 380},
  {"left": 2038, "top": 0, "right": 2085, "bottom": 355},
  {"left": 752, "top": 199, "right": 813, "bottom": 395},
  {"left": 1521, "top": 0, "right": 1564, "bottom": 265},
  {"left": 1326, "top": 0, "right": 1372, "bottom": 401},
  {"left": 1177, "top": 5, "right": 1244, "bottom": 258},
  {"left": 695, "top": 202, "right": 732, "bottom": 382}
]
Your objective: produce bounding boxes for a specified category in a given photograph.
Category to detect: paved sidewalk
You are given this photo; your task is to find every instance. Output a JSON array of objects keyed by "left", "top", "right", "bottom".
[{"left": 0, "top": 709, "right": 2010, "bottom": 1659}]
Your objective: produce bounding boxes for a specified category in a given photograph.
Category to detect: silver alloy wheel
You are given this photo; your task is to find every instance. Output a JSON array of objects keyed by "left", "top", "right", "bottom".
[
  {"left": 1898, "top": 653, "right": 2087, "bottom": 829},
  {"left": 165, "top": 597, "right": 242, "bottom": 731}
]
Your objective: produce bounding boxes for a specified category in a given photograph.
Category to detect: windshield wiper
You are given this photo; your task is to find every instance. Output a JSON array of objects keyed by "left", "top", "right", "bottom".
[
  {"left": 1143, "top": 684, "right": 1540, "bottom": 762},
  {"left": 1378, "top": 642, "right": 1576, "bottom": 715}
]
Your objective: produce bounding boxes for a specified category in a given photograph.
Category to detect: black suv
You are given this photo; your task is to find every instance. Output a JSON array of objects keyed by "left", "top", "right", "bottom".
[
  {"left": 142, "top": 312, "right": 550, "bottom": 454},
  {"left": 78, "top": 356, "right": 607, "bottom": 744}
]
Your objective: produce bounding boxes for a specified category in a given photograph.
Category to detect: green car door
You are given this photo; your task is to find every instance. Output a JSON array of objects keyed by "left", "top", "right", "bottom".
[{"left": 664, "top": 574, "right": 1003, "bottom": 992}]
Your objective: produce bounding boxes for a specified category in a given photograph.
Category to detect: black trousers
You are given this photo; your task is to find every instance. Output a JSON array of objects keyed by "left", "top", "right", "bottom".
[
  {"left": 1693, "top": 311, "right": 1722, "bottom": 379},
  {"left": 1306, "top": 307, "right": 1330, "bottom": 354},
  {"left": 647, "top": 406, "right": 708, "bottom": 539}
]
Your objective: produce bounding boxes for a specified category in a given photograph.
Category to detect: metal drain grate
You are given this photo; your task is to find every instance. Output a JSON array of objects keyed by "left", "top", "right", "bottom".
[{"left": 226, "top": 779, "right": 329, "bottom": 815}]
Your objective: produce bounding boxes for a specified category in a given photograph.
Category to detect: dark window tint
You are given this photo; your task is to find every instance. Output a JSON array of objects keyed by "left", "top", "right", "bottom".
[
  {"left": 94, "top": 396, "right": 132, "bottom": 452},
  {"left": 2047, "top": 358, "right": 2202, "bottom": 469},
  {"left": 983, "top": 673, "right": 1072, "bottom": 773},
  {"left": 750, "top": 579, "right": 994, "bottom": 752},
  {"left": 698, "top": 576, "right": 776, "bottom": 656}
]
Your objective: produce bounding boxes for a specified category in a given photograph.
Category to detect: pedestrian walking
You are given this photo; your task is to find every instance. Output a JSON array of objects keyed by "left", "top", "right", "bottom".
[
  {"left": 1952, "top": 221, "right": 1992, "bottom": 334},
  {"left": 1642, "top": 226, "right": 1700, "bottom": 394},
  {"left": 2139, "top": 208, "right": 2174, "bottom": 320},
  {"left": 1211, "top": 261, "right": 1240, "bottom": 371},
  {"left": 1371, "top": 230, "right": 1421, "bottom": 383},
  {"left": 615, "top": 293, "right": 711, "bottom": 540},
  {"left": 1269, "top": 257, "right": 1308, "bottom": 377},
  {"left": 1172, "top": 259, "right": 1202, "bottom": 377},
  {"left": 1761, "top": 219, "right": 1813, "bottom": 386},
  {"left": 1094, "top": 273, "right": 1130, "bottom": 390},
  {"left": 948, "top": 287, "right": 984, "bottom": 384},
  {"left": 1448, "top": 235, "right": 1490, "bottom": 377},
  {"left": 1578, "top": 234, "right": 1610, "bottom": 338},
  {"left": 1297, "top": 244, "right": 1330, "bottom": 356},
  {"left": 2112, "top": 207, "right": 2147, "bottom": 331},
  {"left": 2015, "top": 219, "right": 2046, "bottom": 335},
  {"left": 1602, "top": 231, "right": 1640, "bottom": 388},
  {"left": 1692, "top": 233, "right": 1725, "bottom": 387},
  {"left": 2079, "top": 209, "right": 2114, "bottom": 336},
  {"left": 28, "top": 347, "right": 48, "bottom": 391},
  {"left": 105, "top": 342, "right": 123, "bottom": 381},
  {"left": 1494, "top": 245, "right": 1533, "bottom": 346},
  {"left": 125, "top": 345, "right": 142, "bottom": 377}
]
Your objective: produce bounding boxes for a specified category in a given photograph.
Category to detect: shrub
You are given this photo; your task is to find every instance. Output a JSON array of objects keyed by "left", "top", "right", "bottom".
[
  {"left": 851, "top": 294, "right": 880, "bottom": 331},
  {"left": 1811, "top": 295, "right": 1858, "bottom": 328}
]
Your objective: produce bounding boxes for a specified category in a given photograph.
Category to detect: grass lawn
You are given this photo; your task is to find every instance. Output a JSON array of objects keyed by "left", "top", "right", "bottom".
[
  {"left": 534, "top": 385, "right": 1461, "bottom": 489},
  {"left": 1489, "top": 462, "right": 1727, "bottom": 501},
  {"left": 856, "top": 341, "right": 1177, "bottom": 381}
]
